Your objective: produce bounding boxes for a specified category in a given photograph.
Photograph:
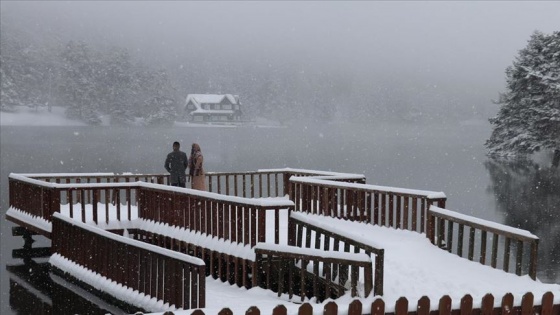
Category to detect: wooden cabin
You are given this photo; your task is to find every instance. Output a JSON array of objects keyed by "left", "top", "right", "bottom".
[{"left": 184, "top": 94, "right": 243, "bottom": 123}]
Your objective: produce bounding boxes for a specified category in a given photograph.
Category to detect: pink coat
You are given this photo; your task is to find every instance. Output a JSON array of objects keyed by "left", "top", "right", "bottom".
[{"left": 190, "top": 143, "right": 206, "bottom": 191}]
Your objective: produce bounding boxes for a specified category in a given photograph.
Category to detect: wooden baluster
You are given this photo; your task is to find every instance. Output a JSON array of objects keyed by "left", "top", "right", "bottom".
[
  {"left": 515, "top": 240, "right": 523, "bottom": 276},
  {"left": 504, "top": 237, "right": 511, "bottom": 272},
  {"left": 468, "top": 227, "right": 475, "bottom": 261},
  {"left": 491, "top": 233, "right": 499, "bottom": 269}
]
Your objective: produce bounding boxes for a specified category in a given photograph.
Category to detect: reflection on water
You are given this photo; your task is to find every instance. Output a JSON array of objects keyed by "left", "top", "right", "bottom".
[{"left": 485, "top": 159, "right": 560, "bottom": 283}]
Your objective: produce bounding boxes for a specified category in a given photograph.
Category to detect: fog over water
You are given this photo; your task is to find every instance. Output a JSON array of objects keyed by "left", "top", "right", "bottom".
[{"left": 1, "top": 1, "right": 560, "bottom": 314}]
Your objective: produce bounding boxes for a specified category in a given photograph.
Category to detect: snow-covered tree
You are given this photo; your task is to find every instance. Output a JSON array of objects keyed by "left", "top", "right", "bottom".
[
  {"left": 98, "top": 47, "right": 136, "bottom": 124},
  {"left": 0, "top": 21, "right": 52, "bottom": 111},
  {"left": 58, "top": 41, "right": 102, "bottom": 124},
  {"left": 139, "top": 69, "right": 178, "bottom": 126},
  {"left": 486, "top": 31, "right": 560, "bottom": 167},
  {"left": 143, "top": 96, "right": 177, "bottom": 126}
]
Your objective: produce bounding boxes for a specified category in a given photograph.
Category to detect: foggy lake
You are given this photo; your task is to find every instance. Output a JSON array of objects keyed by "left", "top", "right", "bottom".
[{"left": 1, "top": 122, "right": 558, "bottom": 314}]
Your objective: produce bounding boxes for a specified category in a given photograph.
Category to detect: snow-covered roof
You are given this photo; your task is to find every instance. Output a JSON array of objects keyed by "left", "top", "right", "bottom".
[
  {"left": 185, "top": 94, "right": 240, "bottom": 115},
  {"left": 185, "top": 94, "right": 239, "bottom": 106}
]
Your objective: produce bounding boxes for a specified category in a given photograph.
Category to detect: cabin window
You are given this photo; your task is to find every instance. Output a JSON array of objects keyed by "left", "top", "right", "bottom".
[
  {"left": 204, "top": 104, "right": 210, "bottom": 110},
  {"left": 222, "top": 104, "right": 232, "bottom": 110},
  {"left": 194, "top": 116, "right": 204, "bottom": 122}
]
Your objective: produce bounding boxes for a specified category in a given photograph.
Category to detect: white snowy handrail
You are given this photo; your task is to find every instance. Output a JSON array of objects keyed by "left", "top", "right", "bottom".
[
  {"left": 53, "top": 212, "right": 205, "bottom": 265},
  {"left": 254, "top": 243, "right": 371, "bottom": 263},
  {"left": 290, "top": 176, "right": 446, "bottom": 199},
  {"left": 9, "top": 173, "right": 294, "bottom": 207},
  {"left": 429, "top": 206, "right": 538, "bottom": 240},
  {"left": 259, "top": 167, "right": 366, "bottom": 179}
]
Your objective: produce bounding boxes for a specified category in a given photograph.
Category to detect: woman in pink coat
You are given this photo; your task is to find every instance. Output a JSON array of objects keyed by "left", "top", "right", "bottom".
[{"left": 189, "top": 143, "right": 206, "bottom": 191}]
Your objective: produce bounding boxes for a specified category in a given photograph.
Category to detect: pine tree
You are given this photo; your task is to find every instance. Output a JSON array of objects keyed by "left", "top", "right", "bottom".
[
  {"left": 486, "top": 31, "right": 560, "bottom": 168},
  {"left": 58, "top": 41, "right": 101, "bottom": 124}
]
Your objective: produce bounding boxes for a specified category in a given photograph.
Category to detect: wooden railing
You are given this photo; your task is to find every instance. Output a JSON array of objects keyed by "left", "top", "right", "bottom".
[
  {"left": 254, "top": 244, "right": 372, "bottom": 302},
  {"left": 206, "top": 168, "right": 366, "bottom": 198},
  {"left": 51, "top": 213, "right": 206, "bottom": 309},
  {"left": 9, "top": 174, "right": 141, "bottom": 224},
  {"left": 128, "top": 227, "right": 259, "bottom": 290},
  {"left": 9, "top": 176, "right": 58, "bottom": 223},
  {"left": 288, "top": 212, "right": 384, "bottom": 296},
  {"left": 289, "top": 177, "right": 446, "bottom": 234},
  {"left": 8, "top": 174, "right": 294, "bottom": 246},
  {"left": 427, "top": 206, "right": 540, "bottom": 280},
  {"left": 28, "top": 173, "right": 169, "bottom": 185},
  {"left": 138, "top": 187, "right": 293, "bottom": 246}
]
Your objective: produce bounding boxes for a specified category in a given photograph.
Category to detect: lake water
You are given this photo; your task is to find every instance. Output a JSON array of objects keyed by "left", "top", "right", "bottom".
[{"left": 1, "top": 122, "right": 558, "bottom": 314}]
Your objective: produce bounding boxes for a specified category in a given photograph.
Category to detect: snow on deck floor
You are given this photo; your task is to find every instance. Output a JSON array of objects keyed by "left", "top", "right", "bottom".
[
  {"left": 7, "top": 205, "right": 560, "bottom": 314},
  {"left": 157, "top": 213, "right": 560, "bottom": 315}
]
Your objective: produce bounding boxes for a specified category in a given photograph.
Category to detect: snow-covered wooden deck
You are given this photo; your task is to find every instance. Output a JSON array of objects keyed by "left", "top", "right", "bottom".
[
  {"left": 5, "top": 170, "right": 560, "bottom": 314},
  {"left": 6, "top": 203, "right": 559, "bottom": 314}
]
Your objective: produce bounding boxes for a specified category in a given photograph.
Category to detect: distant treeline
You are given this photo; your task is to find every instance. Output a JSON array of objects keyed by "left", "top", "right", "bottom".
[{"left": 0, "top": 18, "right": 484, "bottom": 125}]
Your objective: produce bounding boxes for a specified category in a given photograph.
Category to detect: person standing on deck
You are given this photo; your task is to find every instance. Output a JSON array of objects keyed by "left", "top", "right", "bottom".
[
  {"left": 189, "top": 143, "right": 206, "bottom": 191},
  {"left": 164, "top": 141, "right": 188, "bottom": 187}
]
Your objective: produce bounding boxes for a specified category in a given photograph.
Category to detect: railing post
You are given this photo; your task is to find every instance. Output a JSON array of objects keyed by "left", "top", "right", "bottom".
[
  {"left": 427, "top": 208, "right": 435, "bottom": 244},
  {"left": 374, "top": 249, "right": 384, "bottom": 296},
  {"left": 283, "top": 172, "right": 293, "bottom": 199},
  {"left": 288, "top": 208, "right": 296, "bottom": 246},
  {"left": 529, "top": 239, "right": 539, "bottom": 280}
]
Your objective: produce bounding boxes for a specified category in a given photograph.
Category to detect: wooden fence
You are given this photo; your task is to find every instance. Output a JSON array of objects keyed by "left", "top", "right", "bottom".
[
  {"left": 254, "top": 244, "right": 372, "bottom": 302},
  {"left": 427, "top": 206, "right": 540, "bottom": 280},
  {"left": 289, "top": 177, "right": 446, "bottom": 234},
  {"left": 161, "top": 292, "right": 559, "bottom": 315},
  {"left": 51, "top": 213, "right": 206, "bottom": 309},
  {"left": 288, "top": 212, "right": 384, "bottom": 296},
  {"left": 8, "top": 174, "right": 293, "bottom": 245},
  {"left": 206, "top": 169, "right": 366, "bottom": 199},
  {"left": 138, "top": 186, "right": 292, "bottom": 247},
  {"left": 127, "top": 228, "right": 258, "bottom": 289}
]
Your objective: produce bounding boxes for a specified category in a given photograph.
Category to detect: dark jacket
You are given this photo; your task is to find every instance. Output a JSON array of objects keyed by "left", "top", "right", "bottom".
[{"left": 164, "top": 150, "right": 188, "bottom": 185}]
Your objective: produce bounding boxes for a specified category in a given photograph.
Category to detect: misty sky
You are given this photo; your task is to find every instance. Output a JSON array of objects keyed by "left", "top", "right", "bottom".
[{"left": 2, "top": 1, "right": 559, "bottom": 116}]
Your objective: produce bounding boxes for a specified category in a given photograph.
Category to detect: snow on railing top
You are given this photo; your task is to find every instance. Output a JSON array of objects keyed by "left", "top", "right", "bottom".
[
  {"left": 136, "top": 218, "right": 256, "bottom": 261},
  {"left": 258, "top": 167, "right": 366, "bottom": 179},
  {"left": 254, "top": 243, "right": 371, "bottom": 263},
  {"left": 16, "top": 172, "right": 118, "bottom": 177},
  {"left": 53, "top": 213, "right": 205, "bottom": 266},
  {"left": 291, "top": 211, "right": 385, "bottom": 250},
  {"left": 429, "top": 206, "right": 538, "bottom": 240},
  {"left": 9, "top": 173, "right": 294, "bottom": 207},
  {"left": 290, "top": 176, "right": 446, "bottom": 199}
]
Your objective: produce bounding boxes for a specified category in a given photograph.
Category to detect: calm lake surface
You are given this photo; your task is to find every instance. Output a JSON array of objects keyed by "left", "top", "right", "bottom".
[{"left": 1, "top": 122, "right": 559, "bottom": 314}]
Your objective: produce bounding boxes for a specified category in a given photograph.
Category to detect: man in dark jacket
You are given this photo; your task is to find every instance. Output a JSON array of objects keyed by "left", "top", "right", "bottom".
[{"left": 164, "top": 141, "right": 188, "bottom": 187}]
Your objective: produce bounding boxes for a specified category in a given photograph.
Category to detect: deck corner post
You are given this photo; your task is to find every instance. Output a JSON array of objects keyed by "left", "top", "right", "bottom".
[
  {"left": 426, "top": 208, "right": 435, "bottom": 244},
  {"left": 374, "top": 249, "right": 384, "bottom": 296}
]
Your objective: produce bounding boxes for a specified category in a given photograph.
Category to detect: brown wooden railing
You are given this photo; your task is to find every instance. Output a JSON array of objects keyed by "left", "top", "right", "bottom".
[
  {"left": 138, "top": 187, "right": 293, "bottom": 246},
  {"left": 428, "top": 206, "right": 540, "bottom": 280},
  {"left": 288, "top": 212, "right": 384, "bottom": 296},
  {"left": 9, "top": 175, "right": 58, "bottom": 224},
  {"left": 51, "top": 213, "right": 206, "bottom": 309},
  {"left": 8, "top": 174, "right": 294, "bottom": 246},
  {"left": 254, "top": 244, "right": 372, "bottom": 302},
  {"left": 167, "top": 292, "right": 559, "bottom": 315},
  {"left": 206, "top": 168, "right": 366, "bottom": 198},
  {"left": 289, "top": 177, "right": 446, "bottom": 234},
  {"left": 128, "top": 227, "right": 259, "bottom": 290}
]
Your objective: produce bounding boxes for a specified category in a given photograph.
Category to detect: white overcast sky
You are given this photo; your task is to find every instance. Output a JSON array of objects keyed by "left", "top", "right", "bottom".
[{"left": 2, "top": 1, "right": 559, "bottom": 104}]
